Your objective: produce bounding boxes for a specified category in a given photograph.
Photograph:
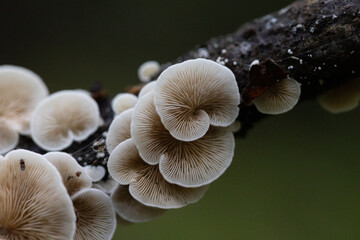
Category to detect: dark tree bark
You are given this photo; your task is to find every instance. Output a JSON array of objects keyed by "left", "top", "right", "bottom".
[{"left": 17, "top": 0, "right": 360, "bottom": 175}]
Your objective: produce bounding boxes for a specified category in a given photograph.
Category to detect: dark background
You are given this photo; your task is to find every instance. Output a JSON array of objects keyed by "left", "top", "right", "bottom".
[{"left": 1, "top": 0, "right": 359, "bottom": 239}]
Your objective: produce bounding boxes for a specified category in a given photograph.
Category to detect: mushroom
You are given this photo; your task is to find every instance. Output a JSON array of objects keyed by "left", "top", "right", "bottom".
[
  {"left": 111, "top": 93, "right": 138, "bottom": 115},
  {"left": 106, "top": 108, "right": 133, "bottom": 154},
  {"left": 44, "top": 152, "right": 92, "bottom": 196},
  {"left": 83, "top": 165, "right": 106, "bottom": 182},
  {"left": 138, "top": 81, "right": 157, "bottom": 99},
  {"left": 93, "top": 176, "right": 119, "bottom": 194},
  {"left": 0, "top": 65, "right": 48, "bottom": 154},
  {"left": 111, "top": 184, "right": 166, "bottom": 223},
  {"left": 0, "top": 149, "right": 76, "bottom": 239},
  {"left": 137, "top": 61, "right": 160, "bottom": 83},
  {"left": 71, "top": 188, "right": 116, "bottom": 240},
  {"left": 253, "top": 77, "right": 301, "bottom": 114},
  {"left": 131, "top": 92, "right": 235, "bottom": 187},
  {"left": 317, "top": 77, "right": 360, "bottom": 114},
  {"left": 108, "top": 138, "right": 209, "bottom": 208},
  {"left": 154, "top": 58, "right": 240, "bottom": 141},
  {"left": 30, "top": 90, "right": 100, "bottom": 151},
  {"left": 229, "top": 120, "right": 241, "bottom": 133}
]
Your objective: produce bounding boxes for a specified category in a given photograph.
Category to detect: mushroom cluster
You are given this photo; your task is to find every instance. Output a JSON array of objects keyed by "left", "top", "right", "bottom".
[
  {"left": 106, "top": 58, "right": 240, "bottom": 222},
  {"left": 0, "top": 65, "right": 48, "bottom": 154}
]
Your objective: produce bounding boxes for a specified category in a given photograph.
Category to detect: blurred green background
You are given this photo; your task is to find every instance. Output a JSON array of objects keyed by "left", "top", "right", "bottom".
[{"left": 1, "top": 0, "right": 359, "bottom": 239}]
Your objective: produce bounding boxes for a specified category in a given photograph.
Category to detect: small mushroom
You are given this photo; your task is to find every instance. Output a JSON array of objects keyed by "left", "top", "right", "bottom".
[
  {"left": 44, "top": 152, "right": 92, "bottom": 196},
  {"left": 0, "top": 65, "right": 48, "bottom": 154},
  {"left": 138, "top": 81, "right": 157, "bottom": 99},
  {"left": 253, "top": 77, "right": 301, "bottom": 114},
  {"left": 108, "top": 138, "right": 209, "bottom": 208},
  {"left": 154, "top": 58, "right": 240, "bottom": 141},
  {"left": 31, "top": 90, "right": 100, "bottom": 151},
  {"left": 93, "top": 176, "right": 119, "bottom": 194},
  {"left": 229, "top": 120, "right": 241, "bottom": 133},
  {"left": 111, "top": 185, "right": 166, "bottom": 223},
  {"left": 106, "top": 108, "right": 133, "bottom": 154},
  {"left": 71, "top": 188, "right": 116, "bottom": 240},
  {"left": 83, "top": 165, "right": 106, "bottom": 182},
  {"left": 318, "top": 77, "right": 360, "bottom": 114},
  {"left": 0, "top": 149, "right": 76, "bottom": 239},
  {"left": 137, "top": 61, "right": 160, "bottom": 83},
  {"left": 131, "top": 92, "right": 235, "bottom": 187},
  {"left": 111, "top": 93, "right": 138, "bottom": 115}
]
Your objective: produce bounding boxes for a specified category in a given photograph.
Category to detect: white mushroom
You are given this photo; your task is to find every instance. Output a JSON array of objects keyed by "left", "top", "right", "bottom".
[
  {"left": 155, "top": 58, "right": 240, "bottom": 141},
  {"left": 229, "top": 120, "right": 241, "bottom": 133},
  {"left": 132, "top": 92, "right": 235, "bottom": 187},
  {"left": 318, "top": 77, "right": 360, "bottom": 114},
  {"left": 31, "top": 90, "right": 100, "bottom": 151},
  {"left": 44, "top": 152, "right": 92, "bottom": 196},
  {"left": 111, "top": 93, "right": 138, "bottom": 115},
  {"left": 138, "top": 81, "right": 157, "bottom": 99},
  {"left": 0, "top": 149, "right": 76, "bottom": 239},
  {"left": 0, "top": 65, "right": 48, "bottom": 154},
  {"left": 72, "top": 188, "right": 116, "bottom": 240},
  {"left": 83, "top": 165, "right": 106, "bottom": 182},
  {"left": 106, "top": 108, "right": 133, "bottom": 153},
  {"left": 111, "top": 185, "right": 166, "bottom": 223},
  {"left": 137, "top": 61, "right": 160, "bottom": 83},
  {"left": 253, "top": 77, "right": 301, "bottom": 114},
  {"left": 108, "top": 138, "right": 209, "bottom": 208}
]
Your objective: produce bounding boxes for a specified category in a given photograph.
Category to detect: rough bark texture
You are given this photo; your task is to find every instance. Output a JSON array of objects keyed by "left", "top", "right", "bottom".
[{"left": 15, "top": 0, "right": 360, "bottom": 178}]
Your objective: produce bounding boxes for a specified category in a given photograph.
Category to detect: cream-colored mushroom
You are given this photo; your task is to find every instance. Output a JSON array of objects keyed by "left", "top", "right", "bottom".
[
  {"left": 138, "top": 61, "right": 160, "bottom": 83},
  {"left": 111, "top": 93, "right": 137, "bottom": 115},
  {"left": 155, "top": 58, "right": 240, "bottom": 141},
  {"left": 131, "top": 92, "right": 235, "bottom": 187},
  {"left": 253, "top": 77, "right": 301, "bottom": 114},
  {"left": 138, "top": 81, "right": 157, "bottom": 99},
  {"left": 72, "top": 188, "right": 116, "bottom": 240},
  {"left": 106, "top": 108, "right": 133, "bottom": 154},
  {"left": 0, "top": 65, "right": 48, "bottom": 154},
  {"left": 229, "top": 120, "right": 241, "bottom": 133},
  {"left": 108, "top": 138, "right": 209, "bottom": 208},
  {"left": 111, "top": 184, "right": 166, "bottom": 223},
  {"left": 0, "top": 149, "right": 76, "bottom": 240},
  {"left": 83, "top": 165, "right": 106, "bottom": 182},
  {"left": 318, "top": 77, "right": 360, "bottom": 114},
  {"left": 31, "top": 90, "right": 100, "bottom": 151},
  {"left": 93, "top": 176, "right": 119, "bottom": 194},
  {"left": 44, "top": 152, "right": 92, "bottom": 196}
]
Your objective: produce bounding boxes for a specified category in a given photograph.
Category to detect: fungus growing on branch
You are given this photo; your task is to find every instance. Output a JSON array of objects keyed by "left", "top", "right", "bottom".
[
  {"left": 31, "top": 90, "right": 100, "bottom": 151},
  {"left": 0, "top": 149, "right": 76, "bottom": 240},
  {"left": 111, "top": 93, "right": 138, "bottom": 115},
  {"left": 154, "top": 58, "right": 240, "bottom": 141},
  {"left": 131, "top": 92, "right": 235, "bottom": 187},
  {"left": 137, "top": 61, "right": 160, "bottom": 83},
  {"left": 108, "top": 139, "right": 209, "bottom": 208}
]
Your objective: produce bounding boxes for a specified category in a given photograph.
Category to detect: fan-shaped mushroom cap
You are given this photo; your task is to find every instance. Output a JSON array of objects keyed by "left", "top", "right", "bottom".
[
  {"left": 111, "top": 184, "right": 166, "bottom": 223},
  {"left": 137, "top": 61, "right": 160, "bottom": 83},
  {"left": 138, "top": 81, "right": 157, "bottom": 99},
  {"left": 0, "top": 120, "right": 19, "bottom": 155},
  {"left": 111, "top": 93, "right": 138, "bottom": 115},
  {"left": 31, "top": 90, "right": 100, "bottom": 151},
  {"left": 131, "top": 92, "right": 235, "bottom": 187},
  {"left": 0, "top": 149, "right": 76, "bottom": 240},
  {"left": 108, "top": 138, "right": 209, "bottom": 208},
  {"left": 253, "top": 77, "right": 301, "bottom": 114},
  {"left": 106, "top": 108, "right": 133, "bottom": 153},
  {"left": 83, "top": 165, "right": 106, "bottom": 182},
  {"left": 44, "top": 152, "right": 92, "bottom": 196},
  {"left": 318, "top": 78, "right": 360, "bottom": 114},
  {"left": 0, "top": 65, "right": 49, "bottom": 134},
  {"left": 155, "top": 58, "right": 240, "bottom": 141},
  {"left": 71, "top": 188, "right": 116, "bottom": 240}
]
